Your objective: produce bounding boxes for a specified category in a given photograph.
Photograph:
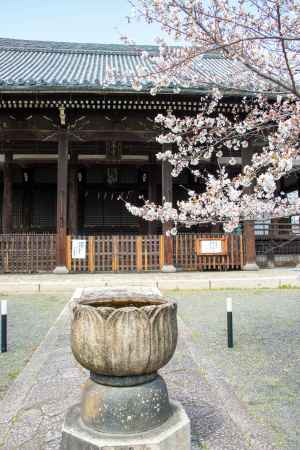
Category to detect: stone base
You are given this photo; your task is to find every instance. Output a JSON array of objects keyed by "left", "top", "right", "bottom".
[
  {"left": 266, "top": 258, "right": 275, "bottom": 269},
  {"left": 61, "top": 401, "right": 191, "bottom": 450},
  {"left": 242, "top": 262, "right": 259, "bottom": 271},
  {"left": 161, "top": 265, "right": 176, "bottom": 273},
  {"left": 81, "top": 375, "right": 171, "bottom": 434},
  {"left": 53, "top": 265, "right": 69, "bottom": 274}
]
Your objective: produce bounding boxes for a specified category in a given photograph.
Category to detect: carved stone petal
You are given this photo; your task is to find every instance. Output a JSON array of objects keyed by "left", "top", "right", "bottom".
[
  {"left": 71, "top": 306, "right": 108, "bottom": 373},
  {"left": 146, "top": 304, "right": 177, "bottom": 373},
  {"left": 105, "top": 308, "right": 151, "bottom": 376}
]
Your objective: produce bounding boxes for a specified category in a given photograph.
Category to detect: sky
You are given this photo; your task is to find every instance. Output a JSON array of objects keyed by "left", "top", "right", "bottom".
[{"left": 0, "top": 0, "right": 166, "bottom": 45}]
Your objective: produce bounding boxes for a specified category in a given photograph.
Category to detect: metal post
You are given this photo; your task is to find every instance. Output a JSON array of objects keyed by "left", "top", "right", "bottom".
[
  {"left": 226, "top": 297, "right": 233, "bottom": 348},
  {"left": 1, "top": 300, "right": 7, "bottom": 353}
]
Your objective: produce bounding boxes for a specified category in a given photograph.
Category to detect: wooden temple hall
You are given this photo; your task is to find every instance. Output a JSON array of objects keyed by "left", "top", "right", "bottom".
[{"left": 0, "top": 38, "right": 300, "bottom": 274}]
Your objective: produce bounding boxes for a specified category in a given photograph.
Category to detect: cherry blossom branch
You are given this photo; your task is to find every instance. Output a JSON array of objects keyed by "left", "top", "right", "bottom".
[
  {"left": 118, "top": 0, "right": 300, "bottom": 232},
  {"left": 276, "top": 2, "right": 297, "bottom": 93}
]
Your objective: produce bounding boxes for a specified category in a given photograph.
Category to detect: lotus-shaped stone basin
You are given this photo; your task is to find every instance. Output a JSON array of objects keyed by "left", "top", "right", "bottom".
[{"left": 70, "top": 288, "right": 178, "bottom": 377}]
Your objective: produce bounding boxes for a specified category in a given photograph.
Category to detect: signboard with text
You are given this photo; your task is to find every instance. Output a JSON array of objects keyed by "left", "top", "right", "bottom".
[
  {"left": 195, "top": 237, "right": 228, "bottom": 256},
  {"left": 72, "top": 239, "right": 87, "bottom": 259}
]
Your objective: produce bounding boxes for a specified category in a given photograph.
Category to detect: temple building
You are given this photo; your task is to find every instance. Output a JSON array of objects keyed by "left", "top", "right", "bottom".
[{"left": 0, "top": 38, "right": 299, "bottom": 273}]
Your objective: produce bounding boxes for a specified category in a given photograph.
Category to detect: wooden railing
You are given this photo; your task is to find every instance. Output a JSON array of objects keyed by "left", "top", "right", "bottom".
[
  {"left": 255, "top": 222, "right": 300, "bottom": 256},
  {"left": 0, "top": 234, "right": 56, "bottom": 273},
  {"left": 66, "top": 235, "right": 162, "bottom": 273},
  {"left": 0, "top": 233, "right": 243, "bottom": 273},
  {"left": 255, "top": 222, "right": 300, "bottom": 239},
  {"left": 67, "top": 233, "right": 243, "bottom": 273},
  {"left": 174, "top": 234, "right": 243, "bottom": 271}
]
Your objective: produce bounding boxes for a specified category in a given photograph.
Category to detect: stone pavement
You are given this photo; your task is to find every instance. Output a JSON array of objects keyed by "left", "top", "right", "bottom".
[
  {"left": 0, "top": 267, "right": 300, "bottom": 294},
  {"left": 0, "top": 295, "right": 277, "bottom": 450}
]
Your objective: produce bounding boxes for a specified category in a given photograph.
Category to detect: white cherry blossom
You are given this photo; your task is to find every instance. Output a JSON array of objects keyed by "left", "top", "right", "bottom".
[{"left": 121, "top": 0, "right": 300, "bottom": 232}]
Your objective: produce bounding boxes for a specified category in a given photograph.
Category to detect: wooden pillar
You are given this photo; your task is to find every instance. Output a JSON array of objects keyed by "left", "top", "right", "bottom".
[
  {"left": 68, "top": 153, "right": 79, "bottom": 235},
  {"left": 76, "top": 167, "right": 86, "bottom": 233},
  {"left": 54, "top": 133, "right": 69, "bottom": 273},
  {"left": 2, "top": 153, "right": 13, "bottom": 234},
  {"left": 22, "top": 169, "right": 33, "bottom": 231},
  {"left": 242, "top": 146, "right": 259, "bottom": 270},
  {"left": 148, "top": 165, "right": 158, "bottom": 234},
  {"left": 297, "top": 173, "right": 300, "bottom": 197},
  {"left": 161, "top": 149, "right": 176, "bottom": 272}
]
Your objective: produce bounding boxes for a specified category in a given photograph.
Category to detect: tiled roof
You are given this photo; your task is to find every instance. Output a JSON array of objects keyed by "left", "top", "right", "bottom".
[{"left": 0, "top": 37, "right": 241, "bottom": 93}]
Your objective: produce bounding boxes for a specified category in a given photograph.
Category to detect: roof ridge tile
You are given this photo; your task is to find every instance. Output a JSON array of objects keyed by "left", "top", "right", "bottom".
[{"left": 0, "top": 37, "right": 159, "bottom": 56}]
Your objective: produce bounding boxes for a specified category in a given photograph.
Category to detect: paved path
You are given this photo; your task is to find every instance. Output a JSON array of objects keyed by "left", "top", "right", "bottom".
[
  {"left": 0, "top": 295, "right": 277, "bottom": 450},
  {"left": 0, "top": 268, "right": 300, "bottom": 293}
]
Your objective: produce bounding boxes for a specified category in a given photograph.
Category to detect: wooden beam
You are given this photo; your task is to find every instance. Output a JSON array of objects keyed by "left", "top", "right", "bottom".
[
  {"left": 0, "top": 139, "right": 160, "bottom": 154},
  {"left": 2, "top": 153, "right": 13, "bottom": 233},
  {"left": 70, "top": 130, "right": 157, "bottom": 142},
  {"left": 0, "top": 129, "right": 157, "bottom": 143},
  {"left": 0, "top": 130, "right": 58, "bottom": 142},
  {"left": 54, "top": 132, "right": 69, "bottom": 273},
  {"left": 77, "top": 160, "right": 153, "bottom": 167},
  {"left": 161, "top": 148, "right": 175, "bottom": 271}
]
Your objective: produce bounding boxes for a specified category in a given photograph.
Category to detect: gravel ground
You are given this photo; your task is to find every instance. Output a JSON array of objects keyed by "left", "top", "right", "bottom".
[
  {"left": 166, "top": 289, "right": 300, "bottom": 450},
  {"left": 0, "top": 293, "right": 69, "bottom": 399}
]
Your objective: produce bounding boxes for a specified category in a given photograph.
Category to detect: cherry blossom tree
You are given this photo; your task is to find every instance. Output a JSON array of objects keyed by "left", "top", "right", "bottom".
[{"left": 122, "top": 0, "right": 300, "bottom": 233}]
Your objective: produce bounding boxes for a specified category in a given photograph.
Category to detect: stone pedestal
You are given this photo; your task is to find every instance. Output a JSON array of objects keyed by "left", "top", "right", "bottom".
[
  {"left": 161, "top": 264, "right": 177, "bottom": 273},
  {"left": 242, "top": 262, "right": 259, "bottom": 271},
  {"left": 80, "top": 375, "right": 171, "bottom": 434},
  {"left": 61, "top": 401, "right": 190, "bottom": 450},
  {"left": 53, "top": 265, "right": 69, "bottom": 274},
  {"left": 266, "top": 256, "right": 275, "bottom": 269}
]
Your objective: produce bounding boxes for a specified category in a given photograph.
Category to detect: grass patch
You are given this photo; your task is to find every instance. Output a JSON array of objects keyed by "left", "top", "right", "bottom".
[
  {"left": 191, "top": 329, "right": 201, "bottom": 341},
  {"left": 164, "top": 286, "right": 300, "bottom": 292},
  {"left": 169, "top": 289, "right": 300, "bottom": 450},
  {"left": 7, "top": 369, "right": 21, "bottom": 381},
  {"left": 0, "top": 293, "right": 69, "bottom": 399},
  {"left": 278, "top": 283, "right": 298, "bottom": 289},
  {"left": 199, "top": 443, "right": 210, "bottom": 450}
]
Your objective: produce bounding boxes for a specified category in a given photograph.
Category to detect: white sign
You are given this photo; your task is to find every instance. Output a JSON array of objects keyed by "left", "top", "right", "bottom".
[
  {"left": 72, "top": 240, "right": 87, "bottom": 259},
  {"left": 201, "top": 240, "right": 223, "bottom": 254}
]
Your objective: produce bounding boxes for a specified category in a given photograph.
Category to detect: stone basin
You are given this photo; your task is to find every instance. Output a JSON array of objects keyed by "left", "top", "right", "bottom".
[
  {"left": 70, "top": 288, "right": 178, "bottom": 378},
  {"left": 61, "top": 288, "right": 190, "bottom": 448}
]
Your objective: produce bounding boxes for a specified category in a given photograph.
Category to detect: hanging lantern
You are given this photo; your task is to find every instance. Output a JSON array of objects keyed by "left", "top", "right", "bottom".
[{"left": 107, "top": 168, "right": 118, "bottom": 185}]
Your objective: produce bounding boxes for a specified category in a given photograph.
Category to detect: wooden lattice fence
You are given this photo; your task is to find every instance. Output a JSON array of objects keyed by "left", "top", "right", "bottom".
[
  {"left": 0, "top": 233, "right": 243, "bottom": 273},
  {"left": 67, "top": 233, "right": 243, "bottom": 273},
  {"left": 67, "top": 235, "right": 163, "bottom": 273},
  {"left": 0, "top": 234, "right": 56, "bottom": 273},
  {"left": 174, "top": 234, "right": 243, "bottom": 271}
]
